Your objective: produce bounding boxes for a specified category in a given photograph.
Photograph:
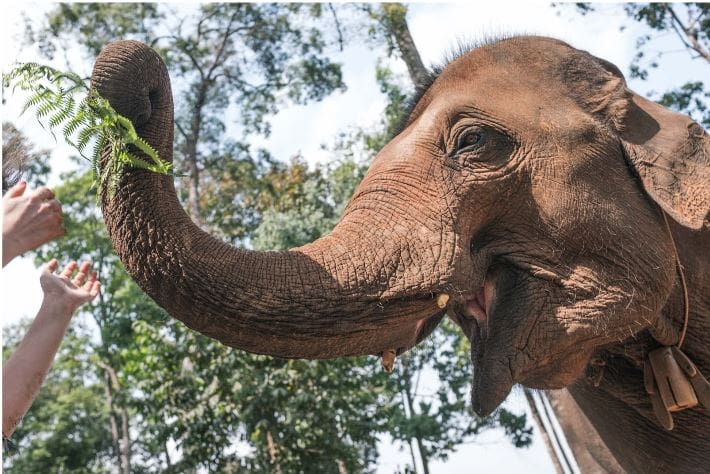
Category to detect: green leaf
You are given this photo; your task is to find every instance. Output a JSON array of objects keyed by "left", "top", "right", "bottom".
[{"left": 5, "top": 61, "right": 175, "bottom": 198}]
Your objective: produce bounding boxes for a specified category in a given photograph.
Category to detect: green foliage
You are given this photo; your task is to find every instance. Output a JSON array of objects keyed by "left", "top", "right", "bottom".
[
  {"left": 657, "top": 80, "right": 710, "bottom": 128},
  {"left": 622, "top": 3, "right": 709, "bottom": 83},
  {"left": 251, "top": 156, "right": 363, "bottom": 250},
  {"left": 233, "top": 356, "right": 387, "bottom": 473},
  {"left": 498, "top": 408, "right": 534, "bottom": 448},
  {"left": 372, "top": 61, "right": 410, "bottom": 146},
  {"left": 362, "top": 3, "right": 408, "bottom": 58},
  {"left": 28, "top": 2, "right": 163, "bottom": 60},
  {"left": 3, "top": 63, "right": 173, "bottom": 196}
]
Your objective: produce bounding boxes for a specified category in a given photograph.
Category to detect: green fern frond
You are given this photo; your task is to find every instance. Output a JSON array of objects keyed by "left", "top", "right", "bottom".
[
  {"left": 77, "top": 124, "right": 100, "bottom": 153},
  {"left": 5, "top": 61, "right": 174, "bottom": 198},
  {"left": 63, "top": 108, "right": 87, "bottom": 137},
  {"left": 21, "top": 89, "right": 51, "bottom": 115},
  {"left": 49, "top": 102, "right": 73, "bottom": 129}
]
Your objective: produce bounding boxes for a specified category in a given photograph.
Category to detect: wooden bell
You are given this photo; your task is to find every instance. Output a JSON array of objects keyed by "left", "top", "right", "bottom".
[
  {"left": 644, "top": 346, "right": 710, "bottom": 430},
  {"left": 648, "top": 346, "right": 698, "bottom": 411}
]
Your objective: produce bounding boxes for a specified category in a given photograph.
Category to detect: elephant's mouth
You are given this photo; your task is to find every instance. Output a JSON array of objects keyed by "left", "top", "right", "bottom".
[
  {"left": 461, "top": 276, "right": 496, "bottom": 339},
  {"left": 411, "top": 311, "right": 447, "bottom": 347},
  {"left": 448, "top": 261, "right": 531, "bottom": 415},
  {"left": 454, "top": 259, "right": 600, "bottom": 415},
  {"left": 446, "top": 264, "right": 498, "bottom": 343}
]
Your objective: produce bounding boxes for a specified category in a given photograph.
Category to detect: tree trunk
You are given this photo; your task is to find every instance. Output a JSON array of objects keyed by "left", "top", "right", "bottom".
[
  {"left": 406, "top": 438, "right": 418, "bottom": 474},
  {"left": 102, "top": 371, "right": 122, "bottom": 473},
  {"left": 163, "top": 440, "right": 172, "bottom": 469},
  {"left": 184, "top": 83, "right": 208, "bottom": 227},
  {"left": 381, "top": 4, "right": 429, "bottom": 87},
  {"left": 99, "top": 361, "right": 132, "bottom": 474},
  {"left": 120, "top": 406, "right": 131, "bottom": 474},
  {"left": 401, "top": 358, "right": 429, "bottom": 474}
]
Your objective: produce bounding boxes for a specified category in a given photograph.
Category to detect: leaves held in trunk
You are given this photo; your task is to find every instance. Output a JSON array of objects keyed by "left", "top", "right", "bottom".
[{"left": 4, "top": 62, "right": 174, "bottom": 197}]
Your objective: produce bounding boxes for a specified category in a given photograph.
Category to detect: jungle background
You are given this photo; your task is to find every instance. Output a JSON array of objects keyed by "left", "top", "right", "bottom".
[{"left": 2, "top": 3, "right": 708, "bottom": 473}]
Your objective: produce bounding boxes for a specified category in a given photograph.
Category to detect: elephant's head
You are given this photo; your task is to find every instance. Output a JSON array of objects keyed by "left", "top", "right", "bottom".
[{"left": 91, "top": 36, "right": 708, "bottom": 416}]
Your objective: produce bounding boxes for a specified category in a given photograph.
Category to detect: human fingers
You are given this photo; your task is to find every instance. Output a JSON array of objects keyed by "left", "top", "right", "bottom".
[
  {"left": 88, "top": 281, "right": 101, "bottom": 299},
  {"left": 72, "top": 261, "right": 91, "bottom": 286},
  {"left": 82, "top": 271, "right": 98, "bottom": 290},
  {"left": 52, "top": 211, "right": 65, "bottom": 236},
  {"left": 38, "top": 199, "right": 64, "bottom": 230},
  {"left": 30, "top": 186, "right": 55, "bottom": 201},
  {"left": 4, "top": 180, "right": 27, "bottom": 198},
  {"left": 60, "top": 261, "right": 78, "bottom": 279},
  {"left": 46, "top": 258, "right": 59, "bottom": 273},
  {"left": 42, "top": 198, "right": 63, "bottom": 214},
  {"left": 31, "top": 212, "right": 66, "bottom": 249}
]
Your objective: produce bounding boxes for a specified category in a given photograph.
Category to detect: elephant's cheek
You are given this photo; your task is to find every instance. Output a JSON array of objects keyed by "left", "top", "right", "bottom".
[{"left": 519, "top": 346, "right": 595, "bottom": 389}]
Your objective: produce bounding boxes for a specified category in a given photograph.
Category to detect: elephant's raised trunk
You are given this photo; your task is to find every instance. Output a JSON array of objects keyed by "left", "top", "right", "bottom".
[{"left": 91, "top": 40, "right": 459, "bottom": 358}]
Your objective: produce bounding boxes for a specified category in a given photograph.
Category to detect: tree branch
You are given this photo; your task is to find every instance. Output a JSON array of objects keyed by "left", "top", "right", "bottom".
[
  {"left": 327, "top": 3, "right": 345, "bottom": 52},
  {"left": 175, "top": 119, "right": 190, "bottom": 141},
  {"left": 667, "top": 5, "right": 710, "bottom": 63},
  {"left": 207, "top": 12, "right": 238, "bottom": 80}
]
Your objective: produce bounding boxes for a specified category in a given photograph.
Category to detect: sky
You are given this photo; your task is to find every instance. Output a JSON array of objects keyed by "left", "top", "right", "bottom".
[{"left": 1, "top": 2, "right": 707, "bottom": 473}]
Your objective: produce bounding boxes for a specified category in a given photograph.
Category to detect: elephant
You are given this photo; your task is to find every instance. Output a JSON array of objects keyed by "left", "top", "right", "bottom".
[{"left": 90, "top": 36, "right": 709, "bottom": 473}]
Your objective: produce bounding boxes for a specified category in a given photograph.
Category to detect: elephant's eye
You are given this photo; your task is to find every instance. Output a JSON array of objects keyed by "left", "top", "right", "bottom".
[{"left": 456, "top": 127, "right": 486, "bottom": 153}]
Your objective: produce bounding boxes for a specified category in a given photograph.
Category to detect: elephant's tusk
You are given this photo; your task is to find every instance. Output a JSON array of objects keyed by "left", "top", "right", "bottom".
[
  {"left": 436, "top": 293, "right": 450, "bottom": 309},
  {"left": 381, "top": 349, "right": 397, "bottom": 373}
]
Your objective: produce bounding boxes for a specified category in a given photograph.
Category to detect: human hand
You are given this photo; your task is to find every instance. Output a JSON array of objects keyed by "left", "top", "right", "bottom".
[
  {"left": 40, "top": 259, "right": 101, "bottom": 314},
  {"left": 2, "top": 181, "right": 64, "bottom": 266}
]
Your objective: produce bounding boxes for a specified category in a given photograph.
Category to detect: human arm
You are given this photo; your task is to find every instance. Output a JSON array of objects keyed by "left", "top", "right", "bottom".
[
  {"left": 2, "top": 259, "right": 100, "bottom": 438},
  {"left": 2, "top": 181, "right": 64, "bottom": 267}
]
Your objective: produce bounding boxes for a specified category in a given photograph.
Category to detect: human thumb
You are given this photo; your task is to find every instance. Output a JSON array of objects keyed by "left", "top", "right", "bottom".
[{"left": 5, "top": 180, "right": 27, "bottom": 198}]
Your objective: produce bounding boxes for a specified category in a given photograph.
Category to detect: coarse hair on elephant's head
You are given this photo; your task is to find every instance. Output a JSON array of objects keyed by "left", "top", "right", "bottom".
[{"left": 90, "top": 36, "right": 709, "bottom": 417}]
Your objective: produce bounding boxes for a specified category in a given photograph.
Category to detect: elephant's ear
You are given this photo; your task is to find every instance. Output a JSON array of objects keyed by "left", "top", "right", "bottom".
[
  {"left": 618, "top": 93, "right": 709, "bottom": 230},
  {"left": 564, "top": 51, "right": 709, "bottom": 230}
]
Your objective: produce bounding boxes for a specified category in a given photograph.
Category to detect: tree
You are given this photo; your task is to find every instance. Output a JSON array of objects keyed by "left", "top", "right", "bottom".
[
  {"left": 9, "top": 4, "right": 382, "bottom": 472},
  {"left": 248, "top": 137, "right": 532, "bottom": 474},
  {"left": 30, "top": 3, "right": 346, "bottom": 226}
]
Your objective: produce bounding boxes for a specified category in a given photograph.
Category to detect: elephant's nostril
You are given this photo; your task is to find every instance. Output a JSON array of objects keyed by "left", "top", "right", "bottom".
[
  {"left": 135, "top": 111, "right": 150, "bottom": 126},
  {"left": 148, "top": 90, "right": 159, "bottom": 108},
  {"left": 134, "top": 89, "right": 158, "bottom": 127}
]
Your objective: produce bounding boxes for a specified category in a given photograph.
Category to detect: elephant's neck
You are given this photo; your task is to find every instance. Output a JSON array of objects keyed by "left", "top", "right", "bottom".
[
  {"left": 569, "top": 359, "right": 710, "bottom": 473},
  {"left": 568, "top": 224, "right": 710, "bottom": 473},
  {"left": 663, "top": 222, "right": 710, "bottom": 374}
]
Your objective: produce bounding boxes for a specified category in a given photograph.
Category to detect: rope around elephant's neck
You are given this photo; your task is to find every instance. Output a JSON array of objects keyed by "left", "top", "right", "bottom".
[{"left": 661, "top": 210, "right": 689, "bottom": 349}]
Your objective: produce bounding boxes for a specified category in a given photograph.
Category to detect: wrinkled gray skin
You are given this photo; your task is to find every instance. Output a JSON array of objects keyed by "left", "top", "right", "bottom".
[{"left": 90, "top": 36, "right": 709, "bottom": 472}]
